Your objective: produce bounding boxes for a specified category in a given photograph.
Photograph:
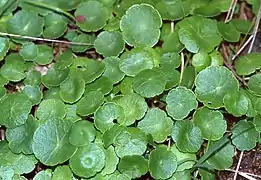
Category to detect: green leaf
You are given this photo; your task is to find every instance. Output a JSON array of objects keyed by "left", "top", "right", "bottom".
[
  {"left": 171, "top": 120, "right": 204, "bottom": 153},
  {"left": 103, "top": 124, "right": 126, "bottom": 148},
  {"left": 33, "top": 169, "right": 52, "bottom": 180},
  {"left": 248, "top": 74, "right": 261, "bottom": 96},
  {"left": 0, "top": 86, "right": 6, "bottom": 100},
  {"left": 69, "top": 143, "right": 105, "bottom": 178},
  {"left": 118, "top": 155, "right": 148, "bottom": 179},
  {"left": 133, "top": 68, "right": 166, "bottom": 98},
  {"left": 223, "top": 90, "right": 249, "bottom": 117},
  {"left": 34, "top": 44, "right": 54, "bottom": 65},
  {"left": 195, "top": 66, "right": 239, "bottom": 108},
  {"left": 199, "top": 169, "right": 215, "bottom": 180},
  {"left": 104, "top": 16, "right": 120, "bottom": 31},
  {"left": 0, "top": 53, "right": 26, "bottom": 82},
  {"left": 76, "top": 91, "right": 104, "bottom": 116},
  {"left": 7, "top": 10, "right": 44, "bottom": 41},
  {"left": 85, "top": 76, "right": 113, "bottom": 95},
  {"left": 205, "top": 141, "right": 234, "bottom": 170},
  {"left": 94, "top": 102, "right": 125, "bottom": 133},
  {"left": 22, "top": 85, "right": 43, "bottom": 105},
  {"left": 193, "top": 107, "right": 227, "bottom": 140},
  {"left": 44, "top": 87, "right": 62, "bottom": 100},
  {"left": 162, "top": 31, "right": 185, "bottom": 53},
  {"left": 156, "top": 0, "right": 190, "bottom": 20},
  {"left": 120, "top": 4, "right": 162, "bottom": 47},
  {"left": 170, "top": 145, "right": 196, "bottom": 171},
  {"left": 119, "top": 47, "right": 155, "bottom": 77},
  {"left": 64, "top": 104, "right": 81, "bottom": 122},
  {"left": 102, "top": 146, "right": 119, "bottom": 175},
  {"left": 6, "top": 116, "right": 38, "bottom": 154},
  {"left": 209, "top": 50, "right": 224, "bottom": 66},
  {"left": 0, "top": 93, "right": 32, "bottom": 128},
  {"left": 180, "top": 66, "right": 196, "bottom": 89},
  {"left": 74, "top": 1, "right": 110, "bottom": 32},
  {"left": 36, "top": 99, "right": 66, "bottom": 121},
  {"left": 43, "top": 12, "right": 67, "bottom": 39},
  {"left": 70, "top": 57, "right": 105, "bottom": 84},
  {"left": 178, "top": 16, "right": 222, "bottom": 53},
  {"left": 235, "top": 53, "right": 261, "bottom": 75},
  {"left": 160, "top": 52, "right": 181, "bottom": 69},
  {"left": 166, "top": 86, "right": 198, "bottom": 120},
  {"left": 230, "top": 19, "right": 253, "bottom": 34},
  {"left": 52, "top": 165, "right": 73, "bottom": 180},
  {"left": 0, "top": 0, "right": 18, "bottom": 16},
  {"left": 0, "top": 37, "right": 9, "bottom": 61},
  {"left": 71, "top": 34, "right": 95, "bottom": 53},
  {"left": 0, "top": 165, "right": 14, "bottom": 180},
  {"left": 42, "top": 66, "right": 69, "bottom": 88},
  {"left": 120, "top": 77, "right": 134, "bottom": 94},
  {"left": 168, "top": 170, "right": 191, "bottom": 180},
  {"left": 32, "top": 118, "right": 77, "bottom": 166},
  {"left": 68, "top": 120, "right": 96, "bottom": 147},
  {"left": 20, "top": 42, "right": 38, "bottom": 61},
  {"left": 231, "top": 120, "right": 259, "bottom": 151},
  {"left": 211, "top": 0, "right": 231, "bottom": 12},
  {"left": 138, "top": 108, "right": 173, "bottom": 143},
  {"left": 94, "top": 31, "right": 125, "bottom": 57},
  {"left": 103, "top": 56, "right": 125, "bottom": 84},
  {"left": 217, "top": 22, "right": 240, "bottom": 42},
  {"left": 114, "top": 127, "right": 147, "bottom": 157},
  {"left": 54, "top": 50, "right": 73, "bottom": 70},
  {"left": 24, "top": 70, "right": 41, "bottom": 86},
  {"left": 116, "top": 93, "right": 147, "bottom": 126},
  {"left": 192, "top": 52, "right": 211, "bottom": 72},
  {"left": 59, "top": 75, "right": 85, "bottom": 103},
  {"left": 253, "top": 115, "right": 261, "bottom": 132},
  {"left": 149, "top": 145, "right": 177, "bottom": 179}
]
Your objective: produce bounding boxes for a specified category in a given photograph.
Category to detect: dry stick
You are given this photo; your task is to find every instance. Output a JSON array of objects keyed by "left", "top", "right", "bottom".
[
  {"left": 179, "top": 52, "right": 185, "bottom": 85},
  {"left": 232, "top": 34, "right": 253, "bottom": 60},
  {"left": 0, "top": 32, "right": 92, "bottom": 46},
  {"left": 226, "top": 169, "right": 261, "bottom": 179},
  {"left": 233, "top": 151, "right": 244, "bottom": 180},
  {"left": 248, "top": 0, "right": 261, "bottom": 53},
  {"left": 225, "top": 0, "right": 238, "bottom": 23}
]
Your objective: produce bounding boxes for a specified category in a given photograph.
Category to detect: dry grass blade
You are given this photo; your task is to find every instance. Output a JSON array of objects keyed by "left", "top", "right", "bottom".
[
  {"left": 225, "top": 0, "right": 238, "bottom": 22},
  {"left": 233, "top": 151, "right": 244, "bottom": 180}
]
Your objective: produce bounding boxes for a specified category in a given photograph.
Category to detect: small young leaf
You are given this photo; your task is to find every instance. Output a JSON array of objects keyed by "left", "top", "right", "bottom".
[
  {"left": 85, "top": 76, "right": 113, "bottom": 95},
  {"left": 24, "top": 70, "right": 41, "bottom": 86},
  {"left": 235, "top": 53, "right": 261, "bottom": 75},
  {"left": 118, "top": 155, "right": 148, "bottom": 179},
  {"left": 20, "top": 42, "right": 38, "bottom": 61},
  {"left": 149, "top": 145, "right": 177, "bottom": 179},
  {"left": 103, "top": 56, "right": 125, "bottom": 84},
  {"left": 248, "top": 74, "right": 261, "bottom": 96},
  {"left": 52, "top": 165, "right": 73, "bottom": 180},
  {"left": 102, "top": 146, "right": 119, "bottom": 175},
  {"left": 103, "top": 125, "right": 126, "bottom": 148},
  {"left": 217, "top": 22, "right": 241, "bottom": 42},
  {"left": 22, "top": 85, "right": 43, "bottom": 105},
  {"left": 42, "top": 66, "right": 69, "bottom": 88},
  {"left": 34, "top": 45, "right": 54, "bottom": 65},
  {"left": 192, "top": 52, "right": 211, "bottom": 72},
  {"left": 166, "top": 86, "right": 198, "bottom": 120}
]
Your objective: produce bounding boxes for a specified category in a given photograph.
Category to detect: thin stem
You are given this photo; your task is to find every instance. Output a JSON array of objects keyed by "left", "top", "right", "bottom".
[
  {"left": 179, "top": 52, "right": 185, "bottom": 85},
  {"left": 0, "top": 32, "right": 92, "bottom": 46},
  {"left": 233, "top": 151, "right": 244, "bottom": 180}
]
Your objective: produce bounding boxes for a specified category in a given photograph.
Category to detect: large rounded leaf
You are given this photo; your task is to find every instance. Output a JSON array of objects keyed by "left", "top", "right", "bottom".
[
  {"left": 120, "top": 4, "right": 162, "bottom": 47},
  {"left": 149, "top": 145, "right": 177, "bottom": 179},
  {"left": 116, "top": 93, "right": 147, "bottom": 126},
  {"left": 133, "top": 68, "right": 166, "bottom": 98},
  {"left": 235, "top": 53, "right": 261, "bottom": 75},
  {"left": 118, "top": 155, "right": 148, "bottom": 179},
  {"left": 178, "top": 15, "right": 222, "bottom": 53},
  {"left": 193, "top": 107, "right": 227, "bottom": 140},
  {"left": 7, "top": 10, "right": 44, "bottom": 39},
  {"left": 69, "top": 143, "right": 105, "bottom": 178},
  {"left": 74, "top": 1, "right": 110, "bottom": 32},
  {"left": 166, "top": 86, "right": 198, "bottom": 120},
  {"left": 32, "top": 118, "right": 77, "bottom": 166},
  {"left": 138, "top": 108, "right": 173, "bottom": 143},
  {"left": 217, "top": 22, "right": 240, "bottom": 42},
  {"left": 94, "top": 31, "right": 125, "bottom": 57},
  {"left": 195, "top": 66, "right": 239, "bottom": 108},
  {"left": 171, "top": 120, "right": 204, "bottom": 153},
  {"left": 0, "top": 93, "right": 32, "bottom": 128}
]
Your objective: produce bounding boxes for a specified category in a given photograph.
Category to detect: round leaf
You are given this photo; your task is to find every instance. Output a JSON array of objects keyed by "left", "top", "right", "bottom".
[
  {"left": 74, "top": 1, "right": 110, "bottom": 32},
  {"left": 235, "top": 53, "right": 261, "bottom": 76},
  {"left": 149, "top": 145, "right": 177, "bottom": 179},
  {"left": 217, "top": 22, "right": 240, "bottom": 42},
  {"left": 32, "top": 118, "right": 77, "bottom": 166},
  {"left": 192, "top": 52, "right": 211, "bottom": 72},
  {"left": 116, "top": 93, "right": 147, "bottom": 126},
  {"left": 138, "top": 108, "right": 173, "bottom": 143},
  {"left": 133, "top": 68, "right": 166, "bottom": 98},
  {"left": 69, "top": 143, "right": 105, "bottom": 178},
  {"left": 102, "top": 146, "right": 119, "bottom": 175},
  {"left": 0, "top": 37, "right": 9, "bottom": 61},
  {"left": 193, "top": 107, "right": 227, "bottom": 140},
  {"left": 36, "top": 99, "right": 66, "bottom": 121},
  {"left": 76, "top": 91, "right": 104, "bottom": 116},
  {"left": 85, "top": 76, "right": 113, "bottom": 95},
  {"left": 103, "top": 56, "right": 125, "bottom": 84},
  {"left": 248, "top": 74, "right": 261, "bottom": 96},
  {"left": 195, "top": 66, "right": 239, "bottom": 108},
  {"left": 253, "top": 115, "right": 261, "bottom": 132},
  {"left": 120, "top": 4, "right": 162, "bottom": 47},
  {"left": 52, "top": 165, "right": 72, "bottom": 180},
  {"left": 69, "top": 120, "right": 96, "bottom": 147},
  {"left": 171, "top": 120, "right": 204, "bottom": 153},
  {"left": 178, "top": 16, "right": 222, "bottom": 53},
  {"left": 42, "top": 66, "right": 69, "bottom": 88},
  {"left": 0, "top": 93, "right": 32, "bottom": 128},
  {"left": 20, "top": 42, "right": 38, "bottom": 61},
  {"left": 94, "top": 31, "right": 125, "bottom": 57},
  {"left": 34, "top": 45, "right": 53, "bottom": 65},
  {"left": 22, "top": 85, "right": 43, "bottom": 105},
  {"left": 71, "top": 34, "right": 95, "bottom": 53},
  {"left": 231, "top": 120, "right": 259, "bottom": 151},
  {"left": 59, "top": 75, "right": 85, "bottom": 103},
  {"left": 118, "top": 155, "right": 148, "bottom": 179},
  {"left": 94, "top": 102, "right": 125, "bottom": 133},
  {"left": 166, "top": 86, "right": 198, "bottom": 120}
]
